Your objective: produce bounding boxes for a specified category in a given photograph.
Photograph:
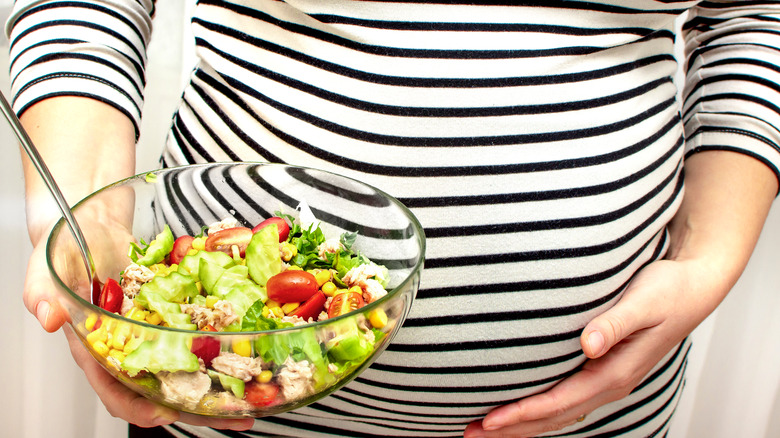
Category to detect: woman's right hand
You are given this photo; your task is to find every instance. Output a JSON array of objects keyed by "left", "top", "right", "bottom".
[{"left": 19, "top": 96, "right": 255, "bottom": 431}]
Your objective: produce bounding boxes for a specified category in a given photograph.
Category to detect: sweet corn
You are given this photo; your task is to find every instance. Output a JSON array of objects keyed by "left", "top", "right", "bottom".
[
  {"left": 321, "top": 282, "right": 338, "bottom": 297},
  {"left": 92, "top": 340, "right": 110, "bottom": 356},
  {"left": 349, "top": 285, "right": 363, "bottom": 295},
  {"left": 281, "top": 302, "right": 299, "bottom": 314},
  {"left": 108, "top": 348, "right": 127, "bottom": 363},
  {"left": 280, "top": 242, "right": 297, "bottom": 261},
  {"left": 286, "top": 265, "right": 303, "bottom": 271},
  {"left": 126, "top": 307, "right": 149, "bottom": 322},
  {"left": 314, "top": 270, "right": 331, "bottom": 287},
  {"left": 232, "top": 339, "right": 252, "bottom": 357},
  {"left": 146, "top": 311, "right": 163, "bottom": 325},
  {"left": 369, "top": 309, "right": 388, "bottom": 329},
  {"left": 87, "top": 326, "right": 108, "bottom": 345},
  {"left": 85, "top": 314, "right": 98, "bottom": 331},
  {"left": 192, "top": 236, "right": 207, "bottom": 251},
  {"left": 265, "top": 299, "right": 281, "bottom": 309},
  {"left": 112, "top": 324, "right": 132, "bottom": 350},
  {"left": 262, "top": 306, "right": 271, "bottom": 318},
  {"left": 256, "top": 370, "right": 273, "bottom": 383},
  {"left": 206, "top": 295, "right": 220, "bottom": 309},
  {"left": 271, "top": 307, "right": 285, "bottom": 318}
]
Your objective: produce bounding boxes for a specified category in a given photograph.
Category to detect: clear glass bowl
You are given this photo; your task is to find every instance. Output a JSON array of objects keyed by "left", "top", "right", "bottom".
[{"left": 46, "top": 162, "right": 425, "bottom": 417}]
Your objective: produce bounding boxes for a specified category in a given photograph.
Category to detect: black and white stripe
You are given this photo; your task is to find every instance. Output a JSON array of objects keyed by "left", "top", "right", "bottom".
[{"left": 7, "top": 1, "right": 780, "bottom": 436}]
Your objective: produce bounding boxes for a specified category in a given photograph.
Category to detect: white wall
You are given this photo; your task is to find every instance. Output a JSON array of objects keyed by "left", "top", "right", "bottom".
[{"left": 1, "top": 3, "right": 779, "bottom": 437}]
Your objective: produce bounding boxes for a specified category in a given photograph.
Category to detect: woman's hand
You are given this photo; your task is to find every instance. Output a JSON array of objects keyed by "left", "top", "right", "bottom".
[
  {"left": 464, "top": 257, "right": 713, "bottom": 437},
  {"left": 464, "top": 150, "right": 778, "bottom": 437},
  {"left": 19, "top": 97, "right": 254, "bottom": 431}
]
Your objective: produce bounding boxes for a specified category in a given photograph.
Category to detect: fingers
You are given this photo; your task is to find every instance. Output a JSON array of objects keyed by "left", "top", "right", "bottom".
[
  {"left": 63, "top": 328, "right": 254, "bottom": 431},
  {"left": 24, "top": 244, "right": 69, "bottom": 332}
]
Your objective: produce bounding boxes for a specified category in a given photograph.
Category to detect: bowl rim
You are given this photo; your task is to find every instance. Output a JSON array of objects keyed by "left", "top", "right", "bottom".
[{"left": 46, "top": 161, "right": 426, "bottom": 335}]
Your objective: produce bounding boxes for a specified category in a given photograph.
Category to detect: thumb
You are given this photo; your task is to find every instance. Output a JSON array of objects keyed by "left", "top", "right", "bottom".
[
  {"left": 580, "top": 290, "right": 652, "bottom": 359},
  {"left": 24, "top": 243, "right": 69, "bottom": 332}
]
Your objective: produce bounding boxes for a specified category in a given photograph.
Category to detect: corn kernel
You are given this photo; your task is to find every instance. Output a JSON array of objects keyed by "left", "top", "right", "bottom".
[
  {"left": 281, "top": 302, "right": 300, "bottom": 314},
  {"left": 286, "top": 265, "right": 303, "bottom": 271},
  {"left": 265, "top": 299, "right": 281, "bottom": 309},
  {"left": 112, "top": 325, "right": 131, "bottom": 350},
  {"left": 271, "top": 307, "right": 285, "bottom": 318},
  {"left": 92, "top": 340, "right": 110, "bottom": 356},
  {"left": 262, "top": 307, "right": 270, "bottom": 318},
  {"left": 369, "top": 309, "right": 388, "bottom": 329},
  {"left": 108, "top": 348, "right": 127, "bottom": 363},
  {"left": 321, "top": 282, "right": 337, "bottom": 297},
  {"left": 146, "top": 312, "right": 162, "bottom": 325},
  {"left": 349, "top": 285, "right": 363, "bottom": 295},
  {"left": 205, "top": 295, "right": 220, "bottom": 309},
  {"left": 232, "top": 339, "right": 252, "bottom": 357},
  {"left": 126, "top": 308, "right": 149, "bottom": 322},
  {"left": 85, "top": 314, "right": 98, "bottom": 331},
  {"left": 314, "top": 270, "right": 331, "bottom": 287},
  {"left": 87, "top": 327, "right": 108, "bottom": 345},
  {"left": 256, "top": 370, "right": 273, "bottom": 383},
  {"left": 192, "top": 236, "right": 206, "bottom": 251},
  {"left": 280, "top": 242, "right": 297, "bottom": 262}
]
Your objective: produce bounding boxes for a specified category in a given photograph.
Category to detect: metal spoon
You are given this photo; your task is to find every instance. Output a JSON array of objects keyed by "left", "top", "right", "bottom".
[{"left": 0, "top": 91, "right": 96, "bottom": 289}]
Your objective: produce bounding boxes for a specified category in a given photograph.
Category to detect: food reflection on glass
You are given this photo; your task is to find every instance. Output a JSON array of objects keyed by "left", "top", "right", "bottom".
[{"left": 47, "top": 163, "right": 424, "bottom": 417}]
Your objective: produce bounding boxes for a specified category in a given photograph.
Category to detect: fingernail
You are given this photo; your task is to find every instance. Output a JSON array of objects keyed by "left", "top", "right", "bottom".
[
  {"left": 587, "top": 331, "right": 605, "bottom": 356},
  {"left": 36, "top": 301, "right": 50, "bottom": 327}
]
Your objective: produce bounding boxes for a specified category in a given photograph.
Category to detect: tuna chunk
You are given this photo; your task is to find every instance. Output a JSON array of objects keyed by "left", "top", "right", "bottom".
[
  {"left": 276, "top": 357, "right": 314, "bottom": 402},
  {"left": 156, "top": 371, "right": 211, "bottom": 409},
  {"left": 211, "top": 352, "right": 267, "bottom": 382},
  {"left": 181, "top": 300, "right": 239, "bottom": 331},
  {"left": 120, "top": 263, "right": 154, "bottom": 299}
]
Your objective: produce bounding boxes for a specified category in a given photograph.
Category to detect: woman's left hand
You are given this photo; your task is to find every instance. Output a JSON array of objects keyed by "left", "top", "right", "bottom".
[
  {"left": 465, "top": 150, "right": 778, "bottom": 438},
  {"left": 464, "top": 257, "right": 713, "bottom": 437}
]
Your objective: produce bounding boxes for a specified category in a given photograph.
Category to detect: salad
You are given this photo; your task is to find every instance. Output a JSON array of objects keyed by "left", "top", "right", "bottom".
[{"left": 83, "top": 213, "right": 394, "bottom": 414}]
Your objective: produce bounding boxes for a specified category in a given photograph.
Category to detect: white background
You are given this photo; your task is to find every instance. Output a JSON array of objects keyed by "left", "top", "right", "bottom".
[{"left": 1, "top": 2, "right": 779, "bottom": 437}]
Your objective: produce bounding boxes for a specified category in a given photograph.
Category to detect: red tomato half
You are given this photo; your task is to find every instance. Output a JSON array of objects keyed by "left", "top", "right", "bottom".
[
  {"left": 191, "top": 335, "right": 220, "bottom": 368},
  {"left": 266, "top": 270, "right": 318, "bottom": 303},
  {"left": 98, "top": 278, "right": 124, "bottom": 314},
  {"left": 205, "top": 227, "right": 253, "bottom": 257},
  {"left": 170, "top": 235, "right": 194, "bottom": 265},
  {"left": 245, "top": 382, "right": 280, "bottom": 407},
  {"left": 327, "top": 291, "right": 365, "bottom": 319},
  {"left": 289, "top": 291, "right": 326, "bottom": 321},
  {"left": 252, "top": 217, "right": 290, "bottom": 242}
]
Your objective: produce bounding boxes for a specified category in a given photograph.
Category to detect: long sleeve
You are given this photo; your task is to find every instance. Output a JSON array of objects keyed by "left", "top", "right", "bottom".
[
  {"left": 682, "top": 1, "right": 780, "bottom": 189},
  {"left": 5, "top": 0, "right": 155, "bottom": 137}
]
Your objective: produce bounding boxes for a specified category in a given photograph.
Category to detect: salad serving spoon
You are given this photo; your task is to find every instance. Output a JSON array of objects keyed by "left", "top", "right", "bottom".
[{"left": 0, "top": 90, "right": 97, "bottom": 291}]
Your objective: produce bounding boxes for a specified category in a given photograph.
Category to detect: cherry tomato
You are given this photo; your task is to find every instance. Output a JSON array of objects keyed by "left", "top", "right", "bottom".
[
  {"left": 205, "top": 227, "right": 253, "bottom": 257},
  {"left": 328, "top": 291, "right": 365, "bottom": 319},
  {"left": 170, "top": 235, "right": 194, "bottom": 265},
  {"left": 244, "top": 382, "right": 280, "bottom": 407},
  {"left": 267, "top": 270, "right": 318, "bottom": 303},
  {"left": 252, "top": 217, "right": 290, "bottom": 242},
  {"left": 98, "top": 278, "right": 124, "bottom": 313},
  {"left": 91, "top": 277, "right": 102, "bottom": 306},
  {"left": 191, "top": 335, "right": 220, "bottom": 368},
  {"left": 289, "top": 291, "right": 326, "bottom": 321}
]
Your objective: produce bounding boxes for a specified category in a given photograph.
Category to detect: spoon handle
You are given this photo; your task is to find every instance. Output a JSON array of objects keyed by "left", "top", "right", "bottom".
[{"left": 0, "top": 91, "right": 96, "bottom": 284}]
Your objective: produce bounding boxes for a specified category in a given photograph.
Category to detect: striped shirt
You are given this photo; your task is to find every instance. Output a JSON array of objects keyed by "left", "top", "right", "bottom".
[{"left": 7, "top": 1, "right": 780, "bottom": 437}]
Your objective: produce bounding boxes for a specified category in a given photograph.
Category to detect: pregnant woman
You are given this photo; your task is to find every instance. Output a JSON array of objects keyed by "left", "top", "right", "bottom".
[{"left": 9, "top": 1, "right": 779, "bottom": 437}]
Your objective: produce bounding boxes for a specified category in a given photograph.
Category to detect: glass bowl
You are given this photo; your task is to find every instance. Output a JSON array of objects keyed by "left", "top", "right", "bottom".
[{"left": 46, "top": 162, "right": 425, "bottom": 417}]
